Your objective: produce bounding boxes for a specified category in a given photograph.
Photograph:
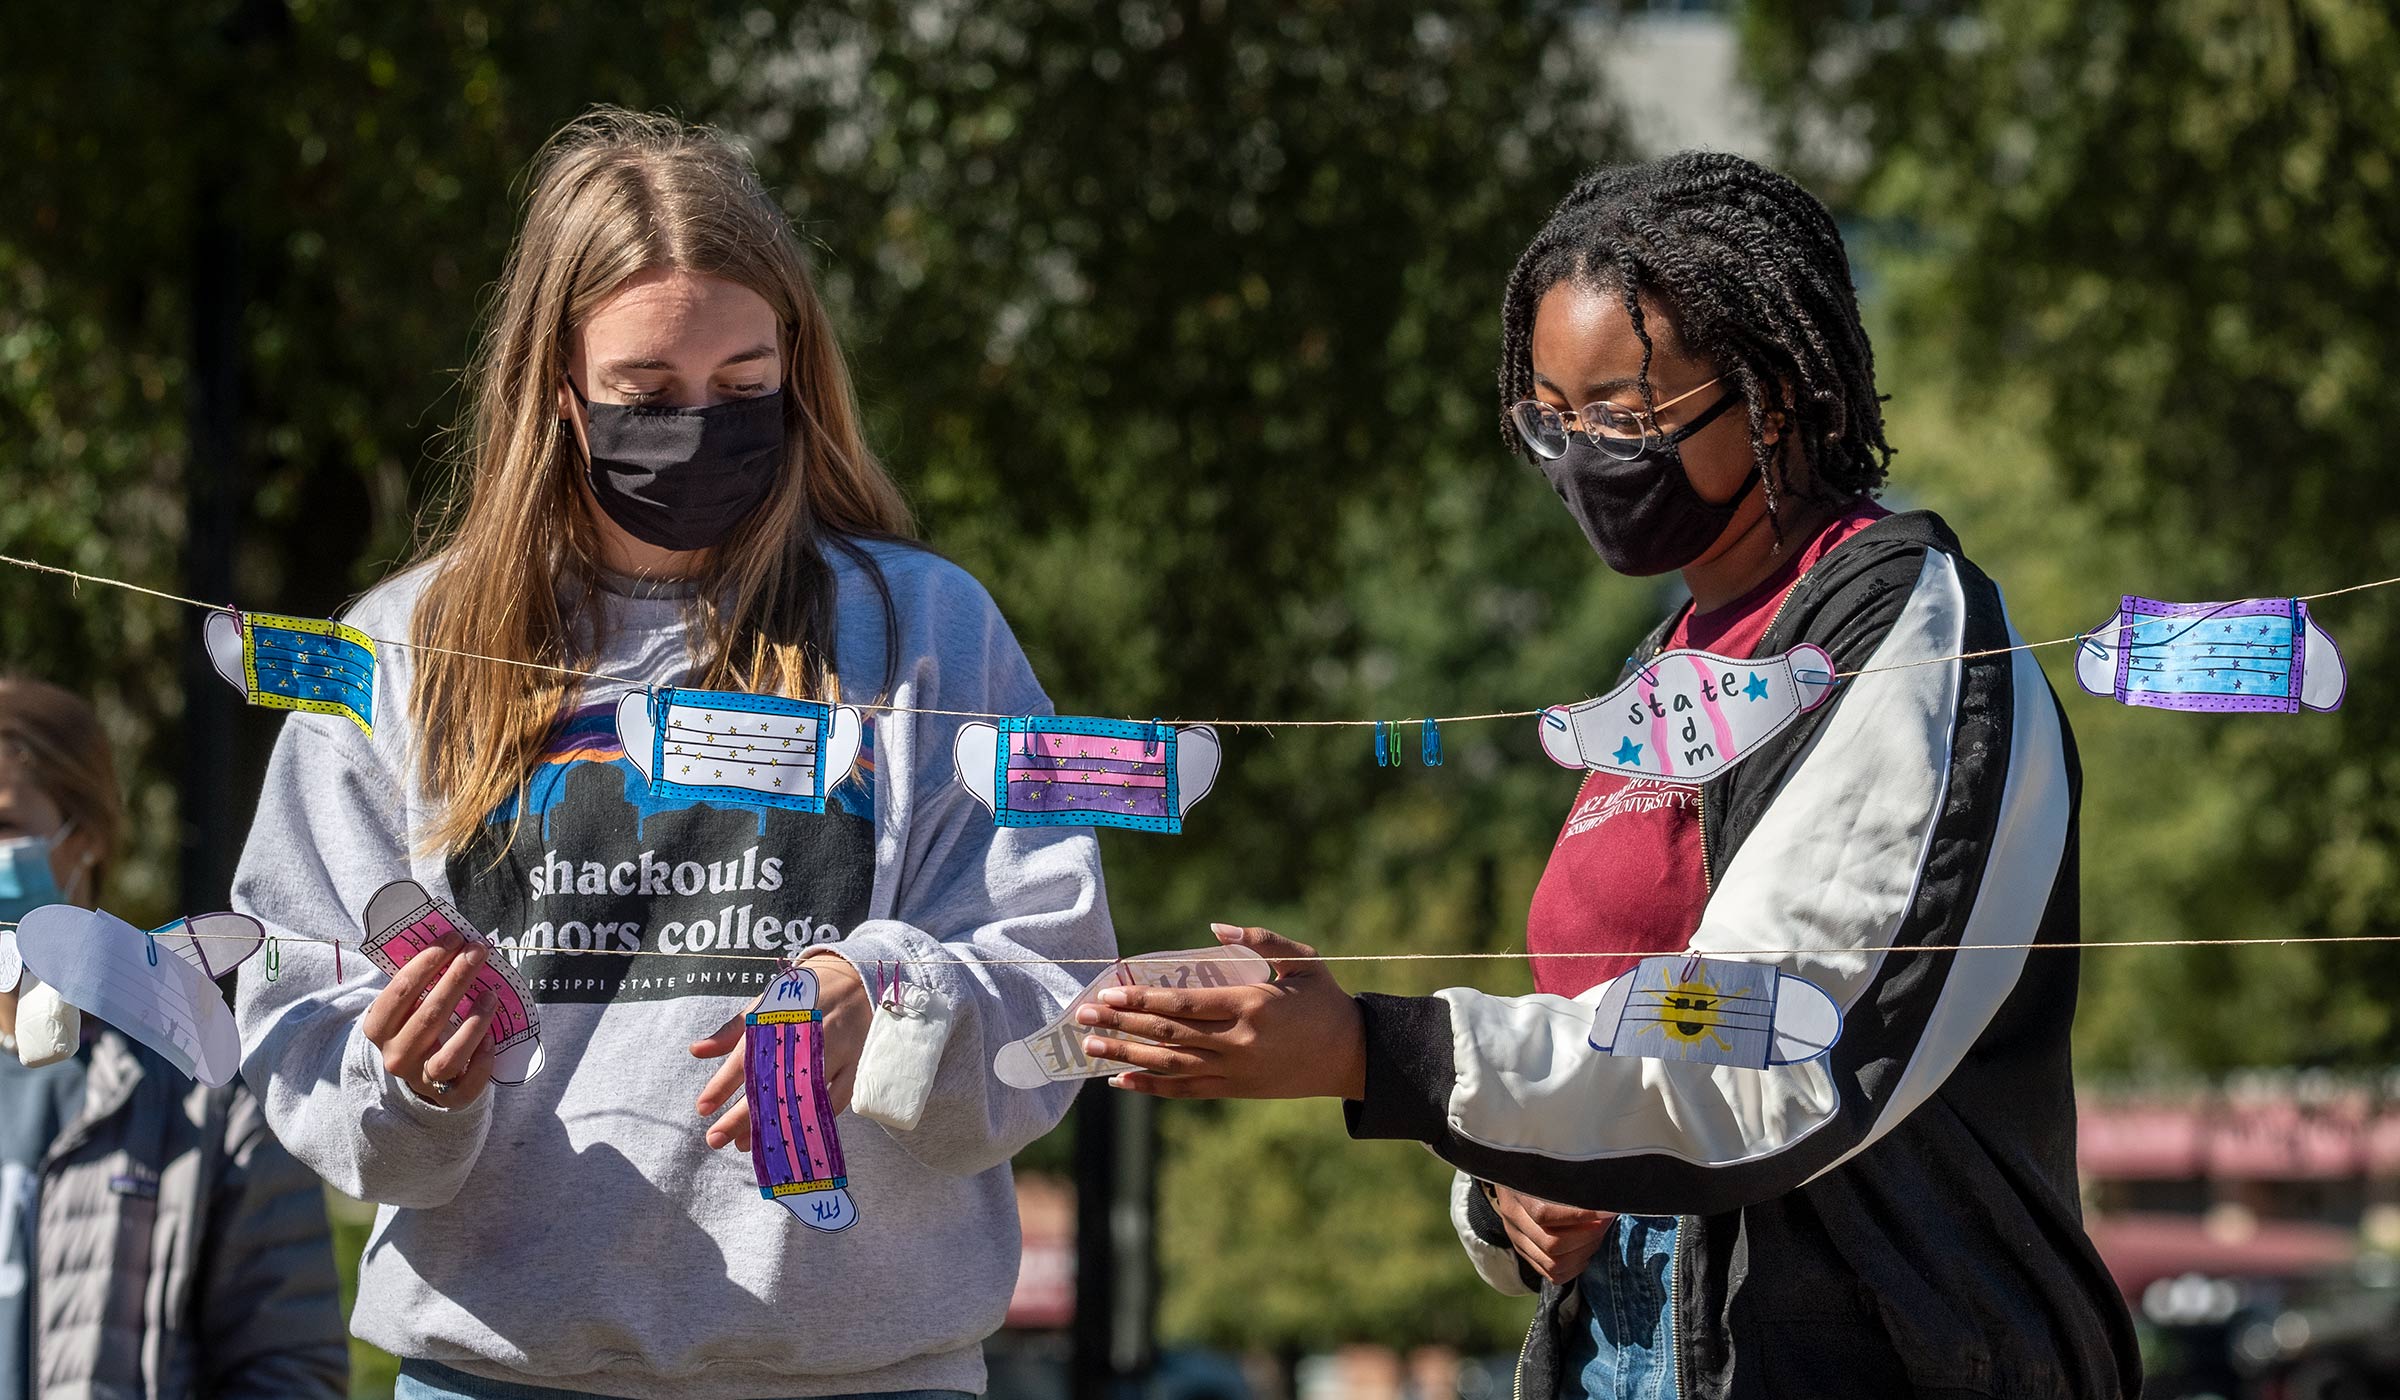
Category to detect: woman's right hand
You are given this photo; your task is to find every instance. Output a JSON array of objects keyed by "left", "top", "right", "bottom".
[
  {"left": 359, "top": 936, "right": 499, "bottom": 1107},
  {"left": 1489, "top": 1182, "right": 1617, "bottom": 1284}
]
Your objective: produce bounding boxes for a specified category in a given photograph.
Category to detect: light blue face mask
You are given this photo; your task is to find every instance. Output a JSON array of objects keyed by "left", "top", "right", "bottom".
[{"left": 0, "top": 834, "right": 66, "bottom": 924}]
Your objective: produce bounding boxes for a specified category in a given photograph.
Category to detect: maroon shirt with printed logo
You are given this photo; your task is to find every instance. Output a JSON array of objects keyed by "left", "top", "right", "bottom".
[{"left": 1526, "top": 502, "right": 1888, "bottom": 996}]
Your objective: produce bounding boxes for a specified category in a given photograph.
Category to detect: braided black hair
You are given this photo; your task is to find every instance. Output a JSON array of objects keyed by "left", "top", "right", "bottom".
[{"left": 1498, "top": 152, "right": 1893, "bottom": 518}]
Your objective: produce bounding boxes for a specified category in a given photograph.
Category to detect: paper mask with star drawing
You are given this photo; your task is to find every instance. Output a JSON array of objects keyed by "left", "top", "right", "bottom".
[{"left": 1539, "top": 645, "right": 1838, "bottom": 785}]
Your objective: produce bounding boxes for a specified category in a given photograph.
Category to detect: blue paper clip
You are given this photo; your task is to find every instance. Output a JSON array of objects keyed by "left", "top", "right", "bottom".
[
  {"left": 1421, "top": 718, "right": 1442, "bottom": 766},
  {"left": 145, "top": 929, "right": 159, "bottom": 966},
  {"left": 1374, "top": 720, "right": 1391, "bottom": 768}
]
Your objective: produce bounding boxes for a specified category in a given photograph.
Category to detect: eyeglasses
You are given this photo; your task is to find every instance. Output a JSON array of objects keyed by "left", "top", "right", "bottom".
[{"left": 1510, "top": 376, "right": 1735, "bottom": 462}]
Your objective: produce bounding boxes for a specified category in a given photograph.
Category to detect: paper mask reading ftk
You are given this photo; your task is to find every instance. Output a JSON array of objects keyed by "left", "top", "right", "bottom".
[
  {"left": 1541, "top": 645, "right": 1838, "bottom": 784},
  {"left": 746, "top": 963, "right": 860, "bottom": 1231}
]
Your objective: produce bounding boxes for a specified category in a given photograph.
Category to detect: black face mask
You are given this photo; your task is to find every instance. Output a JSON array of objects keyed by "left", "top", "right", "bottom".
[
  {"left": 569, "top": 381, "right": 787, "bottom": 552},
  {"left": 1537, "top": 390, "right": 1755, "bottom": 577}
]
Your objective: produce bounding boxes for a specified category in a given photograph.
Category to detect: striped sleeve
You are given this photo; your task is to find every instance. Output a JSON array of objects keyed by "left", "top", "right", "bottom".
[{"left": 1347, "top": 548, "right": 2073, "bottom": 1216}]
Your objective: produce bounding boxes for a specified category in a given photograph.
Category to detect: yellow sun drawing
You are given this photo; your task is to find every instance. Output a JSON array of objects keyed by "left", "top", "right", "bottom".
[{"left": 1633, "top": 967, "right": 1735, "bottom": 1056}]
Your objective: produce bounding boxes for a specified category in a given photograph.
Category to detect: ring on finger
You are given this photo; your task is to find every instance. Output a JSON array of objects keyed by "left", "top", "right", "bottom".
[{"left": 433, "top": 1079, "right": 454, "bottom": 1096}]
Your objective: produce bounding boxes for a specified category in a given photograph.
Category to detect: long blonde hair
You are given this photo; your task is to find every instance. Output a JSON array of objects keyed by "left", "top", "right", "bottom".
[{"left": 411, "top": 107, "right": 914, "bottom": 854}]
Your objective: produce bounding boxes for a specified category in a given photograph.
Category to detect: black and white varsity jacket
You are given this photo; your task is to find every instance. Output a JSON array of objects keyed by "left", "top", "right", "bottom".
[{"left": 1344, "top": 512, "right": 2142, "bottom": 1400}]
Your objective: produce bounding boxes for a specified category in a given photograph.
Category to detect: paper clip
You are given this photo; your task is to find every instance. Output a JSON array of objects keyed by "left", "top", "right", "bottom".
[
  {"left": 1421, "top": 718, "right": 1442, "bottom": 767},
  {"left": 264, "top": 936, "right": 282, "bottom": 983},
  {"left": 334, "top": 942, "right": 343, "bottom": 982},
  {"left": 1146, "top": 717, "right": 1167, "bottom": 763},
  {"left": 145, "top": 928, "right": 159, "bottom": 966},
  {"left": 1373, "top": 721, "right": 1391, "bottom": 768}
]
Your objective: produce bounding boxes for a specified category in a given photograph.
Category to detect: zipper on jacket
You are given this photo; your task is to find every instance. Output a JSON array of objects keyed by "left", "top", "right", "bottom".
[
  {"left": 1512, "top": 1301, "right": 1538, "bottom": 1400},
  {"left": 1666, "top": 1217, "right": 1686, "bottom": 1400}
]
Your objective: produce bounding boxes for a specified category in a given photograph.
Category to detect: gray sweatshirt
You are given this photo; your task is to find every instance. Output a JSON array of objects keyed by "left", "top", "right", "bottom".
[{"left": 233, "top": 541, "right": 1113, "bottom": 1398}]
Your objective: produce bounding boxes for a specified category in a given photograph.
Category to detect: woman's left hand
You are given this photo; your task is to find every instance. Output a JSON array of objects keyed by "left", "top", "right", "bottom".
[
  {"left": 691, "top": 953, "right": 871, "bottom": 1151},
  {"left": 1077, "top": 925, "right": 1368, "bottom": 1101}
]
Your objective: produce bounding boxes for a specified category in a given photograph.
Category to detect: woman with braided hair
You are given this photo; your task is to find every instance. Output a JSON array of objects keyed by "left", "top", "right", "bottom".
[{"left": 1080, "top": 152, "right": 2142, "bottom": 1398}]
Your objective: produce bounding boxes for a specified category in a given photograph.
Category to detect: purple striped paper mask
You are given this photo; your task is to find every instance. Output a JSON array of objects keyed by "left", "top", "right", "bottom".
[
  {"left": 745, "top": 965, "right": 858, "bottom": 1232},
  {"left": 954, "top": 718, "right": 1222, "bottom": 834}
]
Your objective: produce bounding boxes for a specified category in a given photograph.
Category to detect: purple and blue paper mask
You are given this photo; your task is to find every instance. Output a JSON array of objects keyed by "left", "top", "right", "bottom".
[
  {"left": 745, "top": 964, "right": 858, "bottom": 1231},
  {"left": 204, "top": 610, "right": 377, "bottom": 735},
  {"left": 2075, "top": 596, "right": 2346, "bottom": 713},
  {"left": 615, "top": 687, "right": 864, "bottom": 813},
  {"left": 1539, "top": 645, "right": 1838, "bottom": 785},
  {"left": 954, "top": 718, "right": 1222, "bottom": 834}
]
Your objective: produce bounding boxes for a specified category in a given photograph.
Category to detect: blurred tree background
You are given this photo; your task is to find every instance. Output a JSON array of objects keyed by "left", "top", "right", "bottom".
[
  {"left": 1745, "top": 0, "right": 2400, "bottom": 1070},
  {"left": 3, "top": 0, "right": 2397, "bottom": 1388}
]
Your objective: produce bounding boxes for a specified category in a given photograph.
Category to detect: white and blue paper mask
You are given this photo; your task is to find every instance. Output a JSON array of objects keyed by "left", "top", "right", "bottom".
[
  {"left": 615, "top": 687, "right": 863, "bottom": 814},
  {"left": 1540, "top": 644, "right": 1838, "bottom": 785},
  {"left": 2075, "top": 595, "right": 2346, "bottom": 714}
]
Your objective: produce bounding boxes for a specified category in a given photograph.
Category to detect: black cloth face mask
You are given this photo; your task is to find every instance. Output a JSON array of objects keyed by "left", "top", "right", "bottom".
[
  {"left": 568, "top": 379, "right": 787, "bottom": 552},
  {"left": 1537, "top": 390, "right": 1755, "bottom": 577}
]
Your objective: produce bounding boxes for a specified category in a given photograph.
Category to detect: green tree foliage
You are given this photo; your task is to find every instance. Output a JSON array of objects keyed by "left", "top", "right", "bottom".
[
  {"left": 3, "top": 0, "right": 1641, "bottom": 1358},
  {"left": 724, "top": 2, "right": 1635, "bottom": 1347},
  {"left": 1742, "top": 1, "right": 2400, "bottom": 1068}
]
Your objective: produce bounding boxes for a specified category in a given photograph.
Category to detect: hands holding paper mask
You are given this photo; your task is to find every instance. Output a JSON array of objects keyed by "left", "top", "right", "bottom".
[
  {"left": 1072, "top": 924, "right": 1367, "bottom": 1101},
  {"left": 692, "top": 951, "right": 871, "bottom": 1151}
]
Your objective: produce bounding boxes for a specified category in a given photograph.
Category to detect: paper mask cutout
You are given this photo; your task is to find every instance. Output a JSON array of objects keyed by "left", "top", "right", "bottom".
[
  {"left": 148, "top": 911, "right": 266, "bottom": 982},
  {"left": 955, "top": 718, "right": 1223, "bottom": 834},
  {"left": 1586, "top": 955, "right": 1841, "bottom": 1071},
  {"left": 616, "top": 687, "right": 862, "bottom": 814},
  {"left": 1540, "top": 645, "right": 1837, "bottom": 785},
  {"left": 745, "top": 964, "right": 858, "bottom": 1231},
  {"left": 361, "top": 880, "right": 545, "bottom": 1084},
  {"left": 0, "top": 929, "right": 19, "bottom": 994},
  {"left": 12, "top": 904, "right": 247, "bottom": 1085},
  {"left": 2074, "top": 596, "right": 2347, "bottom": 713},
  {"left": 204, "top": 609, "right": 376, "bottom": 734},
  {"left": 994, "top": 945, "right": 1274, "bottom": 1088}
]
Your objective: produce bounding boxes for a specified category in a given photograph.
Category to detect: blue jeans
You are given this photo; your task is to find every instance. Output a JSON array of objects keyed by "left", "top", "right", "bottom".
[
  {"left": 395, "top": 1358, "right": 975, "bottom": 1400},
  {"left": 1557, "top": 1215, "right": 1679, "bottom": 1400}
]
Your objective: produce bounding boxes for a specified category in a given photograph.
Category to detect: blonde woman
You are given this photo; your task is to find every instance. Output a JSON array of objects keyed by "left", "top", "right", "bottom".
[
  {"left": 0, "top": 676, "right": 347, "bottom": 1399},
  {"left": 234, "top": 110, "right": 1113, "bottom": 1399}
]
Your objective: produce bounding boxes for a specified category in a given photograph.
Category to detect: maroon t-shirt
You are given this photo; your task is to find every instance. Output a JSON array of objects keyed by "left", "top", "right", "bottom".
[{"left": 1526, "top": 502, "right": 1889, "bottom": 996}]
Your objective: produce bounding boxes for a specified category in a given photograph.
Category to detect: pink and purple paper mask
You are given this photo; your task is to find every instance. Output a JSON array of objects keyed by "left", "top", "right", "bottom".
[
  {"left": 745, "top": 964, "right": 858, "bottom": 1232},
  {"left": 1540, "top": 645, "right": 1838, "bottom": 785},
  {"left": 2075, "top": 596, "right": 2346, "bottom": 713},
  {"left": 955, "top": 718, "right": 1222, "bottom": 834},
  {"left": 361, "top": 880, "right": 546, "bottom": 1085}
]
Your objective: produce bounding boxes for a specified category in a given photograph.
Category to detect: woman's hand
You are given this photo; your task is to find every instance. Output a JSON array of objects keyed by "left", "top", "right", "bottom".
[
  {"left": 691, "top": 953, "right": 870, "bottom": 1151},
  {"left": 1075, "top": 925, "right": 1366, "bottom": 1100},
  {"left": 1489, "top": 1183, "right": 1617, "bottom": 1284},
  {"left": 359, "top": 936, "right": 501, "bottom": 1107}
]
